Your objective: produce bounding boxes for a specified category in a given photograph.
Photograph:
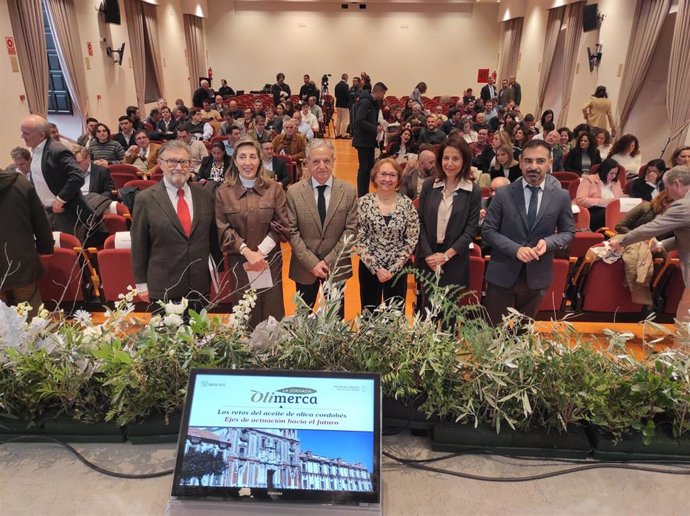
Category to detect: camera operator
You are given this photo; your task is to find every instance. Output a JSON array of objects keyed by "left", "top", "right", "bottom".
[{"left": 299, "top": 74, "right": 320, "bottom": 103}]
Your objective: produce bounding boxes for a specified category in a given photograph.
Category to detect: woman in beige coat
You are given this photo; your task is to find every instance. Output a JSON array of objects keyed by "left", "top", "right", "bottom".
[
  {"left": 216, "top": 137, "right": 289, "bottom": 328},
  {"left": 582, "top": 85, "right": 616, "bottom": 135}
]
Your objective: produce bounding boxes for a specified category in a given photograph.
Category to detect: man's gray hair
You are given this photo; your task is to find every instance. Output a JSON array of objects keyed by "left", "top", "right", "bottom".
[
  {"left": 159, "top": 139, "right": 191, "bottom": 159},
  {"left": 305, "top": 139, "right": 334, "bottom": 161},
  {"left": 664, "top": 165, "right": 690, "bottom": 186},
  {"left": 10, "top": 146, "right": 31, "bottom": 161}
]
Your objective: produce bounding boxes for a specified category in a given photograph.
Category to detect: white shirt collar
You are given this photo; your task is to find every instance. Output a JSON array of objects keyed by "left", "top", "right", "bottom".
[
  {"left": 312, "top": 175, "right": 334, "bottom": 190},
  {"left": 432, "top": 178, "right": 473, "bottom": 192},
  {"left": 521, "top": 178, "right": 545, "bottom": 190},
  {"left": 163, "top": 176, "right": 190, "bottom": 195},
  {"left": 32, "top": 138, "right": 47, "bottom": 155}
]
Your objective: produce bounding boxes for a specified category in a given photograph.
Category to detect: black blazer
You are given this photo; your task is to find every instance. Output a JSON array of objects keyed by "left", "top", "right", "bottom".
[
  {"left": 352, "top": 90, "right": 379, "bottom": 149},
  {"left": 88, "top": 163, "right": 115, "bottom": 196},
  {"left": 563, "top": 148, "right": 601, "bottom": 175},
  {"left": 480, "top": 84, "right": 496, "bottom": 102},
  {"left": 271, "top": 157, "right": 290, "bottom": 188},
  {"left": 490, "top": 164, "right": 522, "bottom": 183},
  {"left": 157, "top": 118, "right": 178, "bottom": 139},
  {"left": 114, "top": 132, "right": 136, "bottom": 150},
  {"left": 197, "top": 155, "right": 231, "bottom": 182},
  {"left": 40, "top": 138, "right": 93, "bottom": 223},
  {"left": 416, "top": 178, "right": 481, "bottom": 289},
  {"left": 629, "top": 178, "right": 658, "bottom": 202}
]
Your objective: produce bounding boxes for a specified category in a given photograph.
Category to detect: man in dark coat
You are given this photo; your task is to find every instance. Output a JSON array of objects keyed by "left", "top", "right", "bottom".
[
  {"left": 192, "top": 79, "right": 214, "bottom": 108},
  {"left": 352, "top": 81, "right": 387, "bottom": 197},
  {"left": 20, "top": 115, "right": 94, "bottom": 239},
  {"left": 73, "top": 146, "right": 114, "bottom": 197},
  {"left": 130, "top": 140, "right": 218, "bottom": 311},
  {"left": 0, "top": 169, "right": 54, "bottom": 316}
]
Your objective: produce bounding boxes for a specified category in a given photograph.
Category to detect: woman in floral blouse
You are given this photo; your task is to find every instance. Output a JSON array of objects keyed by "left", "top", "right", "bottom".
[{"left": 357, "top": 158, "right": 420, "bottom": 310}]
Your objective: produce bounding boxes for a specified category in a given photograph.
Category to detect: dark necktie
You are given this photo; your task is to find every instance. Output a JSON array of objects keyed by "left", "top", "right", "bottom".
[
  {"left": 316, "top": 185, "right": 327, "bottom": 225},
  {"left": 526, "top": 185, "right": 540, "bottom": 230},
  {"left": 177, "top": 188, "right": 192, "bottom": 236}
]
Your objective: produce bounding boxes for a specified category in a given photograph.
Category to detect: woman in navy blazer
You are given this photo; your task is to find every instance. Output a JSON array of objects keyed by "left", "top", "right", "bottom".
[{"left": 416, "top": 137, "right": 481, "bottom": 321}]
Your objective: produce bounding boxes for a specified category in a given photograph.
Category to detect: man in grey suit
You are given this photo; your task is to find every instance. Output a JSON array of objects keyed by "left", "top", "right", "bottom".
[
  {"left": 612, "top": 166, "right": 690, "bottom": 338},
  {"left": 286, "top": 139, "right": 358, "bottom": 315},
  {"left": 130, "top": 140, "right": 217, "bottom": 311},
  {"left": 482, "top": 140, "right": 575, "bottom": 326}
]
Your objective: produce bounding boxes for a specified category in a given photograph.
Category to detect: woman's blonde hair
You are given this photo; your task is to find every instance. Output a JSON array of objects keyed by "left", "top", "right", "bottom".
[{"left": 224, "top": 137, "right": 273, "bottom": 188}]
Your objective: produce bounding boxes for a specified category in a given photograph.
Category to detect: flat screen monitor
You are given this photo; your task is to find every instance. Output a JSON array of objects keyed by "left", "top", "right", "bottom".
[{"left": 171, "top": 369, "right": 381, "bottom": 508}]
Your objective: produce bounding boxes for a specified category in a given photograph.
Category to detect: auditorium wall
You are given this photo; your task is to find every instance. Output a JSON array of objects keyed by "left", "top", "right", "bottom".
[
  {"left": 204, "top": 1, "right": 502, "bottom": 99},
  {"left": 0, "top": 0, "right": 206, "bottom": 162}
]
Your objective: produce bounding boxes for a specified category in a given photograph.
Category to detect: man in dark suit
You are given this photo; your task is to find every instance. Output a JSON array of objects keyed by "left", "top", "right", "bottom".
[
  {"left": 192, "top": 79, "right": 214, "bottom": 108},
  {"left": 157, "top": 106, "right": 178, "bottom": 140},
  {"left": 261, "top": 140, "right": 290, "bottom": 188},
  {"left": 480, "top": 77, "right": 497, "bottom": 103},
  {"left": 481, "top": 140, "right": 575, "bottom": 326},
  {"left": 20, "top": 115, "right": 93, "bottom": 238},
  {"left": 113, "top": 116, "right": 136, "bottom": 150},
  {"left": 131, "top": 140, "right": 217, "bottom": 311},
  {"left": 510, "top": 76, "right": 522, "bottom": 106},
  {"left": 353, "top": 81, "right": 388, "bottom": 197},
  {"left": 286, "top": 139, "right": 357, "bottom": 314},
  {"left": 73, "top": 146, "right": 114, "bottom": 197}
]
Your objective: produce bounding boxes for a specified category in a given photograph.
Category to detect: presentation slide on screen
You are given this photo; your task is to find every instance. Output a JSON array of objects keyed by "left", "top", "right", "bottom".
[{"left": 188, "top": 374, "right": 375, "bottom": 433}]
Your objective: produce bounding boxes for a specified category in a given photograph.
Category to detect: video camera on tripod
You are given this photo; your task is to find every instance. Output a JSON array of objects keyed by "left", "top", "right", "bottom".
[{"left": 321, "top": 74, "right": 331, "bottom": 88}]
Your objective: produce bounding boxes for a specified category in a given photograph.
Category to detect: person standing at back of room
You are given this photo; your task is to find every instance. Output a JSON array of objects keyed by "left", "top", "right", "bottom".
[{"left": 353, "top": 81, "right": 388, "bottom": 197}]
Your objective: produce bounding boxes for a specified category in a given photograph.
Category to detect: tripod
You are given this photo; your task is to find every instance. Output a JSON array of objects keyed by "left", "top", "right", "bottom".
[{"left": 320, "top": 83, "right": 335, "bottom": 138}]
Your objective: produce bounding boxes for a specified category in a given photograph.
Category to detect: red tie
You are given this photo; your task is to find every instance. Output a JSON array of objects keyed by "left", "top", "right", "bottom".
[{"left": 177, "top": 188, "right": 192, "bottom": 236}]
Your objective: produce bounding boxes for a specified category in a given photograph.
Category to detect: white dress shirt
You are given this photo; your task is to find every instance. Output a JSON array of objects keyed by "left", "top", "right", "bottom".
[
  {"left": 312, "top": 175, "right": 334, "bottom": 211},
  {"left": 521, "top": 178, "right": 545, "bottom": 215},
  {"left": 30, "top": 139, "right": 56, "bottom": 207},
  {"left": 80, "top": 165, "right": 92, "bottom": 194}
]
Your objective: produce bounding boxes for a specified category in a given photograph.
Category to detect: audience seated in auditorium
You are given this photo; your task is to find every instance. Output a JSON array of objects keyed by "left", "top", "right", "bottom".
[
  {"left": 89, "top": 123, "right": 125, "bottom": 166},
  {"left": 247, "top": 116, "right": 272, "bottom": 144},
  {"left": 442, "top": 109, "right": 462, "bottom": 135},
  {"left": 222, "top": 126, "right": 242, "bottom": 157},
  {"left": 629, "top": 159, "right": 666, "bottom": 201},
  {"left": 188, "top": 108, "right": 213, "bottom": 142},
  {"left": 417, "top": 115, "right": 448, "bottom": 145},
  {"left": 512, "top": 124, "right": 529, "bottom": 153},
  {"left": 489, "top": 144, "right": 521, "bottom": 182},
  {"left": 126, "top": 106, "right": 144, "bottom": 131},
  {"left": 157, "top": 106, "right": 178, "bottom": 140},
  {"left": 8, "top": 147, "right": 31, "bottom": 177},
  {"left": 670, "top": 146, "right": 690, "bottom": 167},
  {"left": 113, "top": 116, "right": 136, "bottom": 150},
  {"left": 73, "top": 145, "right": 114, "bottom": 197},
  {"left": 400, "top": 148, "right": 436, "bottom": 200},
  {"left": 175, "top": 125, "right": 208, "bottom": 173},
  {"left": 270, "top": 104, "right": 289, "bottom": 134},
  {"left": 197, "top": 141, "right": 231, "bottom": 182},
  {"left": 123, "top": 130, "right": 161, "bottom": 173},
  {"left": 77, "top": 118, "right": 99, "bottom": 148},
  {"left": 292, "top": 111, "right": 314, "bottom": 141},
  {"left": 226, "top": 100, "right": 243, "bottom": 119},
  {"left": 538, "top": 110, "right": 554, "bottom": 133},
  {"left": 575, "top": 158, "right": 624, "bottom": 231},
  {"left": 593, "top": 128, "right": 612, "bottom": 159},
  {"left": 218, "top": 78, "right": 235, "bottom": 98},
  {"left": 192, "top": 79, "right": 214, "bottom": 108},
  {"left": 544, "top": 130, "right": 563, "bottom": 171},
  {"left": 272, "top": 119, "right": 307, "bottom": 165},
  {"left": 201, "top": 99, "right": 222, "bottom": 122},
  {"left": 563, "top": 132, "right": 601, "bottom": 175},
  {"left": 260, "top": 140, "right": 290, "bottom": 188},
  {"left": 607, "top": 134, "right": 642, "bottom": 180}
]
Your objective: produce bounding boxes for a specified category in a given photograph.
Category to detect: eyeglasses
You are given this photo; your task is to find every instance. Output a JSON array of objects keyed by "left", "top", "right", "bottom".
[
  {"left": 379, "top": 172, "right": 398, "bottom": 178},
  {"left": 160, "top": 158, "right": 191, "bottom": 168}
]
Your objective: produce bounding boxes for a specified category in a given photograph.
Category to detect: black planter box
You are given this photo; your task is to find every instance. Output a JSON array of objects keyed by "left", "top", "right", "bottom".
[
  {"left": 382, "top": 396, "right": 435, "bottom": 432},
  {"left": 431, "top": 420, "right": 592, "bottom": 459},
  {"left": 587, "top": 425, "right": 690, "bottom": 462},
  {"left": 42, "top": 417, "right": 124, "bottom": 443},
  {"left": 126, "top": 412, "right": 182, "bottom": 444},
  {"left": 0, "top": 414, "right": 47, "bottom": 442}
]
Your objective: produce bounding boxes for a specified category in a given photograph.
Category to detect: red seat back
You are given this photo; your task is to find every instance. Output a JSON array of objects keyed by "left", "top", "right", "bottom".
[
  {"left": 38, "top": 249, "right": 84, "bottom": 303},
  {"left": 538, "top": 259, "right": 569, "bottom": 313},
  {"left": 96, "top": 247, "right": 142, "bottom": 302},
  {"left": 581, "top": 258, "right": 644, "bottom": 313},
  {"left": 102, "top": 213, "right": 129, "bottom": 235},
  {"left": 570, "top": 232, "right": 605, "bottom": 258},
  {"left": 124, "top": 179, "right": 157, "bottom": 190},
  {"left": 111, "top": 171, "right": 140, "bottom": 189},
  {"left": 460, "top": 255, "right": 485, "bottom": 306}
]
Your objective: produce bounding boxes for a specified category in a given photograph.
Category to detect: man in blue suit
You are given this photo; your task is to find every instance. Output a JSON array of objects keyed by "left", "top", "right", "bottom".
[{"left": 481, "top": 140, "right": 575, "bottom": 326}]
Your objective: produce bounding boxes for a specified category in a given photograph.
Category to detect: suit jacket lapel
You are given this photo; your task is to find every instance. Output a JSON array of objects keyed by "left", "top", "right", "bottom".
[
  {"left": 300, "top": 180, "right": 322, "bottom": 231},
  {"left": 511, "top": 182, "right": 529, "bottom": 230},
  {"left": 323, "top": 180, "right": 343, "bottom": 231},
  {"left": 152, "top": 183, "right": 187, "bottom": 237},
  {"left": 189, "top": 185, "right": 203, "bottom": 236}
]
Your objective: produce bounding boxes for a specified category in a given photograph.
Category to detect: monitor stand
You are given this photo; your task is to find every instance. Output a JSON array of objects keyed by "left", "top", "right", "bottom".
[{"left": 166, "top": 498, "right": 382, "bottom": 515}]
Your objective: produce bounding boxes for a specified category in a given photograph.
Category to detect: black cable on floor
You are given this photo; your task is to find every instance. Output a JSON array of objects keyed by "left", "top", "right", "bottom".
[
  {"left": 382, "top": 450, "right": 690, "bottom": 482},
  {"left": 0, "top": 436, "right": 174, "bottom": 479}
]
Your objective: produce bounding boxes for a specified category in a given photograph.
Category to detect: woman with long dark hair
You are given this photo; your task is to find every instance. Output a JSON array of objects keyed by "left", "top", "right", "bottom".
[
  {"left": 197, "top": 142, "right": 231, "bottom": 182},
  {"left": 630, "top": 159, "right": 666, "bottom": 201},
  {"left": 607, "top": 133, "right": 642, "bottom": 180},
  {"left": 563, "top": 132, "right": 602, "bottom": 175},
  {"left": 574, "top": 158, "right": 624, "bottom": 231}
]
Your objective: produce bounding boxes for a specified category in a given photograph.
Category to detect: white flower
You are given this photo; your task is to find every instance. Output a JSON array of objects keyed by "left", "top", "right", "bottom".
[
  {"left": 29, "top": 316, "right": 50, "bottom": 333},
  {"left": 163, "top": 313, "right": 184, "bottom": 327},
  {"left": 73, "top": 309, "right": 92, "bottom": 327},
  {"left": 163, "top": 298, "right": 188, "bottom": 316},
  {"left": 0, "top": 300, "right": 28, "bottom": 348}
]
